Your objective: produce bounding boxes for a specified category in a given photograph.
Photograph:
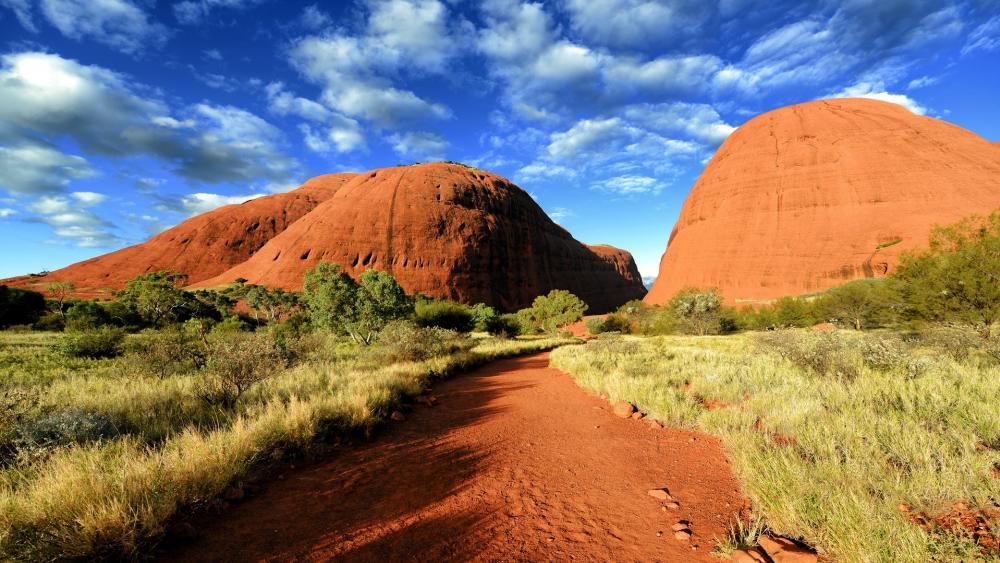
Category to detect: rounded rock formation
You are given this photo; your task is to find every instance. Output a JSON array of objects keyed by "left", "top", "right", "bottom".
[
  {"left": 19, "top": 173, "right": 355, "bottom": 294},
  {"left": 197, "top": 162, "right": 646, "bottom": 312},
  {"left": 646, "top": 98, "right": 1000, "bottom": 305}
]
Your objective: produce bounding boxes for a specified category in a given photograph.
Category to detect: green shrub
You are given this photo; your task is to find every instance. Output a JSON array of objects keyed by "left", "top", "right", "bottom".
[
  {"left": 376, "top": 321, "right": 472, "bottom": 362},
  {"left": 602, "top": 313, "right": 631, "bottom": 333},
  {"left": 517, "top": 290, "right": 588, "bottom": 334},
  {"left": 413, "top": 300, "right": 475, "bottom": 332},
  {"left": 470, "top": 303, "right": 499, "bottom": 331},
  {"left": 210, "top": 316, "right": 250, "bottom": 336},
  {"left": 199, "top": 332, "right": 285, "bottom": 408},
  {"left": 64, "top": 301, "right": 112, "bottom": 331},
  {"left": 755, "top": 330, "right": 859, "bottom": 380},
  {"left": 857, "top": 334, "right": 907, "bottom": 371},
  {"left": 585, "top": 318, "right": 606, "bottom": 335},
  {"left": 915, "top": 327, "right": 981, "bottom": 360},
  {"left": 126, "top": 327, "right": 205, "bottom": 378},
  {"left": 0, "top": 286, "right": 46, "bottom": 328},
  {"left": 60, "top": 327, "right": 126, "bottom": 359},
  {"left": 32, "top": 312, "right": 65, "bottom": 331},
  {"left": 485, "top": 313, "right": 523, "bottom": 338}
]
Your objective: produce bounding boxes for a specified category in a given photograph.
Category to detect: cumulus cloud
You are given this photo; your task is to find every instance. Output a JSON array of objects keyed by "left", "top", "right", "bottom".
[
  {"left": 546, "top": 117, "right": 696, "bottom": 162},
  {"left": 26, "top": 192, "right": 118, "bottom": 247},
  {"left": 39, "top": 0, "right": 169, "bottom": 54},
  {"left": 164, "top": 192, "right": 266, "bottom": 216},
  {"left": 0, "top": 51, "right": 298, "bottom": 190},
  {"left": 832, "top": 82, "right": 927, "bottom": 115},
  {"left": 298, "top": 4, "right": 330, "bottom": 30},
  {"left": 388, "top": 131, "right": 449, "bottom": 160},
  {"left": 0, "top": 142, "right": 95, "bottom": 195},
  {"left": 621, "top": 103, "right": 735, "bottom": 145},
  {"left": 0, "top": 208, "right": 15, "bottom": 218},
  {"left": 289, "top": 0, "right": 466, "bottom": 128}
]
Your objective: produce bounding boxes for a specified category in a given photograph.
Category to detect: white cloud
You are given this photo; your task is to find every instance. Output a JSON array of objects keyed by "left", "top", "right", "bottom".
[
  {"left": 298, "top": 4, "right": 330, "bottom": 30},
  {"left": 546, "top": 206, "right": 573, "bottom": 223},
  {"left": 0, "top": 208, "right": 15, "bottom": 218},
  {"left": 288, "top": 0, "right": 464, "bottom": 128},
  {"left": 516, "top": 161, "right": 577, "bottom": 182},
  {"left": 564, "top": 0, "right": 710, "bottom": 49},
  {"left": 71, "top": 191, "right": 107, "bottom": 205},
  {"left": 265, "top": 82, "right": 331, "bottom": 122},
  {"left": 0, "top": 142, "right": 95, "bottom": 195},
  {"left": 0, "top": 52, "right": 298, "bottom": 186},
  {"left": 172, "top": 193, "right": 264, "bottom": 216},
  {"left": 0, "top": 0, "right": 36, "bottom": 31},
  {"left": 621, "top": 103, "right": 735, "bottom": 145},
  {"left": 907, "top": 75, "right": 940, "bottom": 90},
  {"left": 27, "top": 194, "right": 118, "bottom": 247},
  {"left": 963, "top": 15, "right": 1000, "bottom": 55},
  {"left": 389, "top": 131, "right": 448, "bottom": 160},
  {"left": 832, "top": 83, "right": 926, "bottom": 115},
  {"left": 546, "top": 117, "right": 696, "bottom": 162},
  {"left": 590, "top": 175, "right": 662, "bottom": 195},
  {"left": 298, "top": 117, "right": 365, "bottom": 154},
  {"left": 173, "top": 0, "right": 262, "bottom": 25},
  {"left": 40, "top": 0, "right": 169, "bottom": 54}
]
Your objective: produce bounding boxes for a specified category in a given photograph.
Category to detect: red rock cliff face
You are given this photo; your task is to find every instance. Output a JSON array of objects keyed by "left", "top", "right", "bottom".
[
  {"left": 197, "top": 163, "right": 646, "bottom": 312},
  {"left": 646, "top": 98, "right": 1000, "bottom": 305},
  {"left": 24, "top": 173, "right": 355, "bottom": 292}
]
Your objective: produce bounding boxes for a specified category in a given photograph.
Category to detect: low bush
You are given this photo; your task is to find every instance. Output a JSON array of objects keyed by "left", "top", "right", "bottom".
[
  {"left": 470, "top": 303, "right": 498, "bottom": 332},
  {"left": 585, "top": 318, "right": 606, "bottom": 335},
  {"left": 0, "top": 286, "right": 46, "bottom": 328},
  {"left": 12, "top": 409, "right": 121, "bottom": 458},
  {"left": 857, "top": 334, "right": 907, "bottom": 371},
  {"left": 199, "top": 332, "right": 285, "bottom": 408},
  {"left": 64, "top": 301, "right": 112, "bottom": 331},
  {"left": 915, "top": 327, "right": 982, "bottom": 360},
  {"left": 32, "top": 313, "right": 65, "bottom": 332},
  {"left": 126, "top": 327, "right": 205, "bottom": 378},
  {"left": 755, "top": 330, "right": 859, "bottom": 380},
  {"left": 413, "top": 300, "right": 475, "bottom": 332},
  {"left": 484, "top": 313, "right": 523, "bottom": 338},
  {"left": 376, "top": 320, "right": 472, "bottom": 362},
  {"left": 60, "top": 327, "right": 126, "bottom": 359}
]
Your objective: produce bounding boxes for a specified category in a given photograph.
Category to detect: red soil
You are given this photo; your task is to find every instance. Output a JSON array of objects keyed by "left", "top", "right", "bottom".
[
  {"left": 159, "top": 353, "right": 747, "bottom": 562},
  {"left": 195, "top": 163, "right": 647, "bottom": 312},
  {"left": 646, "top": 98, "right": 1000, "bottom": 305}
]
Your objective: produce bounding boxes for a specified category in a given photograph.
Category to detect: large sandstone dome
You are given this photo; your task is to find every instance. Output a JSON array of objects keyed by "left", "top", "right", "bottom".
[
  {"left": 197, "top": 163, "right": 646, "bottom": 312},
  {"left": 646, "top": 98, "right": 1000, "bottom": 305},
  {"left": 17, "top": 173, "right": 355, "bottom": 293}
]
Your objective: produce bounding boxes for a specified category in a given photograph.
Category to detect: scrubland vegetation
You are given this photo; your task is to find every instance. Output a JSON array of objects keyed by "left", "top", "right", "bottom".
[
  {"left": 565, "top": 211, "right": 1000, "bottom": 560},
  {"left": 0, "top": 265, "right": 582, "bottom": 560}
]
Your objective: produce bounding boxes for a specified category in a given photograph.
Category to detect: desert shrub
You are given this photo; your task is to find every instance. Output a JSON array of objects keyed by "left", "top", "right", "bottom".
[
  {"left": 755, "top": 330, "right": 859, "bottom": 380},
  {"left": 484, "top": 313, "right": 523, "bottom": 338},
  {"left": 985, "top": 337, "right": 1000, "bottom": 364},
  {"left": 816, "top": 278, "right": 895, "bottom": 330},
  {"left": 210, "top": 315, "right": 250, "bottom": 336},
  {"left": 857, "top": 334, "right": 907, "bottom": 371},
  {"left": 13, "top": 409, "right": 121, "bottom": 457},
  {"left": 915, "top": 327, "right": 981, "bottom": 360},
  {"left": 60, "top": 327, "right": 126, "bottom": 359},
  {"left": 517, "top": 290, "right": 588, "bottom": 334},
  {"left": 376, "top": 320, "right": 472, "bottom": 362},
  {"left": 199, "top": 332, "right": 285, "bottom": 408},
  {"left": 268, "top": 318, "right": 321, "bottom": 365},
  {"left": 904, "top": 356, "right": 935, "bottom": 378},
  {"left": 0, "top": 285, "right": 46, "bottom": 328},
  {"left": 585, "top": 318, "right": 606, "bottom": 335},
  {"left": 32, "top": 312, "right": 65, "bottom": 331},
  {"left": 669, "top": 288, "right": 731, "bottom": 335},
  {"left": 413, "top": 300, "right": 475, "bottom": 332},
  {"left": 64, "top": 301, "right": 112, "bottom": 331},
  {"left": 0, "top": 390, "right": 37, "bottom": 463},
  {"left": 117, "top": 271, "right": 197, "bottom": 326},
  {"left": 126, "top": 327, "right": 206, "bottom": 378},
  {"left": 470, "top": 303, "right": 499, "bottom": 332}
]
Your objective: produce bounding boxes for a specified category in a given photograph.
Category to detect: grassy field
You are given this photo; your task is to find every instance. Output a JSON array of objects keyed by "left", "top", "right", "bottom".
[
  {"left": 0, "top": 329, "right": 575, "bottom": 561},
  {"left": 550, "top": 330, "right": 1000, "bottom": 562}
]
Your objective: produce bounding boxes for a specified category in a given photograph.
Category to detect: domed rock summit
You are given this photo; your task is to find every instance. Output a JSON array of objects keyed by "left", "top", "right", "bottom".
[
  {"left": 13, "top": 173, "right": 356, "bottom": 296},
  {"left": 13, "top": 163, "right": 646, "bottom": 312},
  {"left": 645, "top": 98, "right": 1000, "bottom": 305},
  {"left": 195, "top": 162, "right": 646, "bottom": 312}
]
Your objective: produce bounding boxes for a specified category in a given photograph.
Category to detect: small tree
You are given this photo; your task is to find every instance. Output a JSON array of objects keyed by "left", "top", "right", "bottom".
[
  {"left": 45, "top": 281, "right": 74, "bottom": 319},
  {"left": 118, "top": 271, "right": 193, "bottom": 326},
  {"left": 302, "top": 263, "right": 413, "bottom": 344},
  {"left": 669, "top": 288, "right": 724, "bottom": 336},
  {"left": 244, "top": 285, "right": 298, "bottom": 323},
  {"left": 518, "top": 290, "right": 588, "bottom": 334},
  {"left": 817, "top": 279, "right": 892, "bottom": 330},
  {"left": 201, "top": 332, "right": 284, "bottom": 407},
  {"left": 891, "top": 211, "right": 1000, "bottom": 337}
]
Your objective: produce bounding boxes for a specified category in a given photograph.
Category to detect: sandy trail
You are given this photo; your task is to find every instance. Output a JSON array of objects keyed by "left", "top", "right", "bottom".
[{"left": 161, "top": 353, "right": 746, "bottom": 562}]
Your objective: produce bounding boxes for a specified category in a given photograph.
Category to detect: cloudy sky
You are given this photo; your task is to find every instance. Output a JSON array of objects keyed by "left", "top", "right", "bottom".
[{"left": 1, "top": 0, "right": 999, "bottom": 281}]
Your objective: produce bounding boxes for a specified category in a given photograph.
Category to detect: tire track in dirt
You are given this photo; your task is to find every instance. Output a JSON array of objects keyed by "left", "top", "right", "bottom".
[{"left": 160, "top": 353, "right": 747, "bottom": 562}]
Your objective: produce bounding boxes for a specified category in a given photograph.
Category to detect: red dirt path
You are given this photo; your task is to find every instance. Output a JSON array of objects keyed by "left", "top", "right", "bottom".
[{"left": 160, "top": 353, "right": 747, "bottom": 562}]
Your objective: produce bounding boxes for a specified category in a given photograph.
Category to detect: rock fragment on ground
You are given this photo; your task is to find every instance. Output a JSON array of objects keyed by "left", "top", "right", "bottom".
[
  {"left": 757, "top": 535, "right": 818, "bottom": 563},
  {"left": 613, "top": 402, "right": 635, "bottom": 418},
  {"left": 647, "top": 488, "right": 673, "bottom": 501}
]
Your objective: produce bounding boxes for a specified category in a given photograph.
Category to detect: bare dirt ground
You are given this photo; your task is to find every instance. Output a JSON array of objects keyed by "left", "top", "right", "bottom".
[{"left": 160, "top": 352, "right": 747, "bottom": 562}]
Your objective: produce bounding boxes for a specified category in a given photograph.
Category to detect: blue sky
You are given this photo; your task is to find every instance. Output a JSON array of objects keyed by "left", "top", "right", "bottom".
[{"left": 1, "top": 0, "right": 999, "bottom": 282}]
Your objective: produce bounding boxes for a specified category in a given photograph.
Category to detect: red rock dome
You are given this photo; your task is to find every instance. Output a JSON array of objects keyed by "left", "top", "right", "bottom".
[
  {"left": 19, "top": 173, "right": 355, "bottom": 293},
  {"left": 197, "top": 163, "right": 646, "bottom": 312},
  {"left": 646, "top": 98, "right": 1000, "bottom": 305}
]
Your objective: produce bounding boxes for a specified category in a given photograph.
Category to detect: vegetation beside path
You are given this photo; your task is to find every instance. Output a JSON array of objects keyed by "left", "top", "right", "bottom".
[{"left": 551, "top": 331, "right": 1000, "bottom": 562}]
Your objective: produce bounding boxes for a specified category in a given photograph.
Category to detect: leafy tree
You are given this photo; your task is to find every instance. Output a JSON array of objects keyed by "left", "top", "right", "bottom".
[
  {"left": 816, "top": 279, "right": 894, "bottom": 330},
  {"left": 891, "top": 211, "right": 1000, "bottom": 337},
  {"left": 470, "top": 303, "right": 499, "bottom": 332},
  {"left": 770, "top": 296, "right": 816, "bottom": 328},
  {"left": 414, "top": 300, "right": 475, "bottom": 332},
  {"left": 668, "top": 288, "right": 725, "bottom": 335},
  {"left": 65, "top": 301, "right": 112, "bottom": 331},
  {"left": 0, "top": 286, "right": 46, "bottom": 328},
  {"left": 302, "top": 263, "right": 413, "bottom": 344},
  {"left": 44, "top": 281, "right": 74, "bottom": 319},
  {"left": 518, "top": 289, "right": 588, "bottom": 334},
  {"left": 118, "top": 271, "right": 193, "bottom": 326}
]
